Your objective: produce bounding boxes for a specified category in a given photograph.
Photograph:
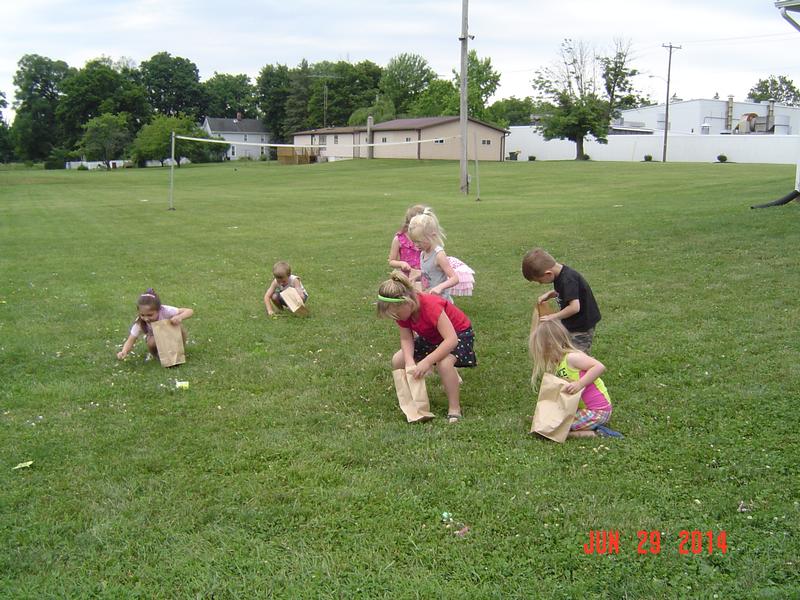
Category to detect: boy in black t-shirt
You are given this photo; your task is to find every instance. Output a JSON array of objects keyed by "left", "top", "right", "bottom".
[{"left": 522, "top": 248, "right": 601, "bottom": 353}]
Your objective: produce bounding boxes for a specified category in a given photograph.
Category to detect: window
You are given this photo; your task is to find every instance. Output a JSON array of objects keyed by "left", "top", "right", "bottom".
[
  {"left": 434, "top": 139, "right": 445, "bottom": 144},
  {"left": 231, "top": 146, "right": 236, "bottom": 157},
  {"left": 260, "top": 136, "right": 265, "bottom": 143},
  {"left": 319, "top": 135, "right": 327, "bottom": 144},
  {"left": 260, "top": 146, "right": 265, "bottom": 155},
  {"left": 405, "top": 137, "right": 412, "bottom": 142},
  {"left": 334, "top": 135, "right": 339, "bottom": 144},
  {"left": 481, "top": 139, "right": 491, "bottom": 145},
  {"left": 244, "top": 134, "right": 248, "bottom": 142},
  {"left": 381, "top": 137, "right": 388, "bottom": 143}
]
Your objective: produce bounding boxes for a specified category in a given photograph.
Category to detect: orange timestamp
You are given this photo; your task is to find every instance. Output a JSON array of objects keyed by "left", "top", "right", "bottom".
[{"left": 583, "top": 530, "right": 728, "bottom": 555}]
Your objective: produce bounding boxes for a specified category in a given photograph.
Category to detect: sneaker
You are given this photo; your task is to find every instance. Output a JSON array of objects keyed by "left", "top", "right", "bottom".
[{"left": 594, "top": 425, "right": 624, "bottom": 438}]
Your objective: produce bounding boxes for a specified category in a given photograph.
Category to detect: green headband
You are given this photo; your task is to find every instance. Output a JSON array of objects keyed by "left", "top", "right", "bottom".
[{"left": 378, "top": 294, "right": 407, "bottom": 303}]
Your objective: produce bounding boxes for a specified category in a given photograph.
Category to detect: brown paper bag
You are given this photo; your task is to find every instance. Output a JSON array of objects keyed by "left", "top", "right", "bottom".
[
  {"left": 279, "top": 287, "right": 309, "bottom": 316},
  {"left": 530, "top": 372, "right": 581, "bottom": 442},
  {"left": 150, "top": 319, "right": 186, "bottom": 368},
  {"left": 392, "top": 368, "right": 434, "bottom": 423},
  {"left": 530, "top": 299, "right": 555, "bottom": 336}
]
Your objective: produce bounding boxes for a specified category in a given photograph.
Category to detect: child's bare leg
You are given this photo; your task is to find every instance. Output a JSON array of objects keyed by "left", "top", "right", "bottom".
[
  {"left": 437, "top": 354, "right": 461, "bottom": 419},
  {"left": 145, "top": 334, "right": 158, "bottom": 357},
  {"left": 391, "top": 349, "right": 405, "bottom": 369},
  {"left": 567, "top": 430, "right": 597, "bottom": 439},
  {"left": 265, "top": 293, "right": 282, "bottom": 313}
]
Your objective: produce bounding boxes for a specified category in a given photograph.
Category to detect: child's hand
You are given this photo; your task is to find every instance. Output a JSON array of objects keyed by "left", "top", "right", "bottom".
[
  {"left": 116, "top": 350, "right": 127, "bottom": 360},
  {"left": 410, "top": 360, "right": 432, "bottom": 379},
  {"left": 538, "top": 291, "right": 556, "bottom": 304},
  {"left": 539, "top": 314, "right": 558, "bottom": 322},
  {"left": 169, "top": 315, "right": 182, "bottom": 326},
  {"left": 564, "top": 381, "right": 583, "bottom": 394},
  {"left": 399, "top": 261, "right": 411, "bottom": 271}
]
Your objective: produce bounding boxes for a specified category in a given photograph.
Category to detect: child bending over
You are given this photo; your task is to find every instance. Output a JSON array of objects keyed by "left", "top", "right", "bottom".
[
  {"left": 117, "top": 288, "right": 193, "bottom": 360},
  {"left": 264, "top": 261, "right": 308, "bottom": 317}
]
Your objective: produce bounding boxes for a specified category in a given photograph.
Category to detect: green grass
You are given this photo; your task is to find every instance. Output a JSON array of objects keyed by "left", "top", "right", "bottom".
[{"left": 1, "top": 159, "right": 798, "bottom": 598}]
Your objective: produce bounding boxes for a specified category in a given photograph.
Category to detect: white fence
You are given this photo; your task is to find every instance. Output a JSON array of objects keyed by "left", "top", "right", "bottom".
[{"left": 507, "top": 126, "right": 800, "bottom": 164}]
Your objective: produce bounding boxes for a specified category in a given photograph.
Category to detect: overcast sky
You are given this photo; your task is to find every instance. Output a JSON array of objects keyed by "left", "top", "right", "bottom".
[{"left": 1, "top": 0, "right": 799, "bottom": 122}]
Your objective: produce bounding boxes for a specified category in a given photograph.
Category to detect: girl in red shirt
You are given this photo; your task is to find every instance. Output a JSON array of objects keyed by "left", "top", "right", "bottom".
[{"left": 377, "top": 272, "right": 476, "bottom": 423}]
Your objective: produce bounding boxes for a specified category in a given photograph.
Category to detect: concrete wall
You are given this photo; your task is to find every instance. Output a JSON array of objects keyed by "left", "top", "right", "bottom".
[{"left": 507, "top": 126, "right": 800, "bottom": 164}]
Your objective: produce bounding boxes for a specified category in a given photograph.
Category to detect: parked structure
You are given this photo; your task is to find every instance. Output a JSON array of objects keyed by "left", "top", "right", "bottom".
[
  {"left": 201, "top": 115, "right": 270, "bottom": 160},
  {"left": 291, "top": 117, "right": 508, "bottom": 161}
]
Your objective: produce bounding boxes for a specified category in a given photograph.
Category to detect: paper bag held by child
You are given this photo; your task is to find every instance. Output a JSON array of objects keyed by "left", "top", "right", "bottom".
[
  {"left": 151, "top": 319, "right": 186, "bottom": 368},
  {"left": 279, "top": 287, "right": 309, "bottom": 316},
  {"left": 531, "top": 372, "right": 581, "bottom": 443},
  {"left": 392, "top": 368, "right": 434, "bottom": 423}
]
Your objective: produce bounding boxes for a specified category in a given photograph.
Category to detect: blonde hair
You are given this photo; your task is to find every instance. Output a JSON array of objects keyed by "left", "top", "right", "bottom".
[
  {"left": 376, "top": 271, "right": 419, "bottom": 318},
  {"left": 528, "top": 320, "right": 578, "bottom": 385},
  {"left": 401, "top": 204, "right": 428, "bottom": 233},
  {"left": 521, "top": 248, "right": 556, "bottom": 280},
  {"left": 408, "top": 208, "right": 445, "bottom": 248},
  {"left": 273, "top": 261, "right": 291, "bottom": 278}
]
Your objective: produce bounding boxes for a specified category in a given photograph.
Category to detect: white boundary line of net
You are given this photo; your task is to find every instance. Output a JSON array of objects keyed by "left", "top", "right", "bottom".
[{"left": 174, "top": 134, "right": 461, "bottom": 149}]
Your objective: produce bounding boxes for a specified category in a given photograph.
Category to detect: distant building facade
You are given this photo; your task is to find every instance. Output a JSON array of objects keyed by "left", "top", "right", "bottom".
[{"left": 202, "top": 116, "right": 270, "bottom": 160}]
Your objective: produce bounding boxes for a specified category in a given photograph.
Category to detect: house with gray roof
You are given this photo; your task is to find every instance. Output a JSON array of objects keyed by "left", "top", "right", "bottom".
[{"left": 202, "top": 116, "right": 270, "bottom": 160}]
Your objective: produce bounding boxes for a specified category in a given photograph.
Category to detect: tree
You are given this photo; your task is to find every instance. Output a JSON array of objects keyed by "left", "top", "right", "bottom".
[
  {"left": 407, "top": 79, "right": 458, "bottom": 116},
  {"left": 140, "top": 52, "right": 206, "bottom": 118},
  {"left": 11, "top": 54, "right": 73, "bottom": 160},
  {"left": 452, "top": 50, "right": 502, "bottom": 121},
  {"left": 130, "top": 114, "right": 223, "bottom": 167},
  {"left": 534, "top": 39, "right": 623, "bottom": 159},
  {"left": 56, "top": 58, "right": 150, "bottom": 149},
  {"left": 307, "top": 60, "right": 383, "bottom": 127},
  {"left": 256, "top": 64, "right": 291, "bottom": 141},
  {"left": 348, "top": 96, "right": 395, "bottom": 126},
  {"left": 0, "top": 91, "right": 14, "bottom": 162},
  {"left": 486, "top": 96, "right": 536, "bottom": 127},
  {"left": 203, "top": 73, "right": 256, "bottom": 118},
  {"left": 748, "top": 75, "right": 800, "bottom": 106},
  {"left": 600, "top": 40, "right": 646, "bottom": 119},
  {"left": 379, "top": 53, "right": 436, "bottom": 115},
  {"left": 283, "top": 60, "right": 314, "bottom": 136},
  {"left": 79, "top": 113, "right": 130, "bottom": 169}
]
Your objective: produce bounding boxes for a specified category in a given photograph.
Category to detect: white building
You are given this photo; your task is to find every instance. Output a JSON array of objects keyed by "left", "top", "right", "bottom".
[{"left": 201, "top": 116, "right": 270, "bottom": 160}]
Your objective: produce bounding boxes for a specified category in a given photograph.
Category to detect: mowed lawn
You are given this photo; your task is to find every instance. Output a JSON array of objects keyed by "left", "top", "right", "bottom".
[{"left": 1, "top": 158, "right": 798, "bottom": 598}]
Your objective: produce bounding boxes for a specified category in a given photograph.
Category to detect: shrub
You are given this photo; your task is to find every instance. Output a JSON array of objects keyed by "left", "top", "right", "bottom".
[
  {"left": 717, "top": 154, "right": 728, "bottom": 163},
  {"left": 528, "top": 155, "right": 536, "bottom": 161},
  {"left": 643, "top": 154, "right": 653, "bottom": 162},
  {"left": 508, "top": 151, "right": 520, "bottom": 161},
  {"left": 582, "top": 154, "right": 590, "bottom": 161},
  {"left": 76, "top": 164, "right": 89, "bottom": 171}
]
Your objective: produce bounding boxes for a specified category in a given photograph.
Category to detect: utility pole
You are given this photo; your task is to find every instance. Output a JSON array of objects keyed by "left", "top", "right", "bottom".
[
  {"left": 459, "top": 0, "right": 469, "bottom": 194},
  {"left": 662, "top": 43, "right": 681, "bottom": 162}
]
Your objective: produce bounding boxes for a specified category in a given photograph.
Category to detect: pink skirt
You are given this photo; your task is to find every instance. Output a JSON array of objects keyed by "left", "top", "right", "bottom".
[{"left": 448, "top": 256, "right": 475, "bottom": 296}]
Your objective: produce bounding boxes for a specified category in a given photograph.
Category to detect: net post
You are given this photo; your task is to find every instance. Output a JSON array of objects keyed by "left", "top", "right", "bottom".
[
  {"left": 168, "top": 131, "right": 176, "bottom": 211},
  {"left": 473, "top": 131, "right": 481, "bottom": 201}
]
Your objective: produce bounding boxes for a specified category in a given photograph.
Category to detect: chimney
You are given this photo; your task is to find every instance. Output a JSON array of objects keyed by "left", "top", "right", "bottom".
[
  {"left": 367, "top": 115, "right": 374, "bottom": 160},
  {"left": 726, "top": 95, "right": 734, "bottom": 131},
  {"left": 768, "top": 99, "right": 775, "bottom": 132}
]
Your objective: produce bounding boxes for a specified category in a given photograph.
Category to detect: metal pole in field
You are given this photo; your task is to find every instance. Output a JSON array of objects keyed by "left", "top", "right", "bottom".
[
  {"left": 473, "top": 132, "right": 481, "bottom": 201},
  {"left": 661, "top": 43, "right": 680, "bottom": 162},
  {"left": 459, "top": 0, "right": 469, "bottom": 194},
  {"left": 168, "top": 131, "right": 176, "bottom": 210}
]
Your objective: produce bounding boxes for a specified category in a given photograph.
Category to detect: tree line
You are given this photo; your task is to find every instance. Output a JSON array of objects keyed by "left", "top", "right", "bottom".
[{"left": 0, "top": 44, "right": 796, "bottom": 166}]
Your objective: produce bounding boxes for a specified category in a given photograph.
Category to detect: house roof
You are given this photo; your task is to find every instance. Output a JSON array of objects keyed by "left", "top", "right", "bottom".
[
  {"left": 204, "top": 117, "right": 267, "bottom": 134},
  {"left": 291, "top": 116, "right": 508, "bottom": 137}
]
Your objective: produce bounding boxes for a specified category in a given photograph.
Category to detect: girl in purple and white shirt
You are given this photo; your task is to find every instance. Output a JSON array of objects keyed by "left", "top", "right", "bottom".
[{"left": 117, "top": 288, "right": 194, "bottom": 360}]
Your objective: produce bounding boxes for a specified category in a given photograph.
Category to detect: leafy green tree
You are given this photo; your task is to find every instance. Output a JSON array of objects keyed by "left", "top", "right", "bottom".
[
  {"left": 486, "top": 96, "right": 536, "bottom": 127},
  {"left": 533, "top": 39, "right": 611, "bottom": 160},
  {"left": 600, "top": 39, "right": 648, "bottom": 119},
  {"left": 407, "top": 79, "right": 458, "bottom": 116},
  {"left": 256, "top": 64, "right": 291, "bottom": 141},
  {"left": 203, "top": 73, "right": 256, "bottom": 118},
  {"left": 56, "top": 58, "right": 150, "bottom": 149},
  {"left": 140, "top": 52, "right": 206, "bottom": 118},
  {"left": 79, "top": 113, "right": 130, "bottom": 169},
  {"left": 452, "top": 50, "right": 502, "bottom": 121},
  {"left": 379, "top": 53, "right": 436, "bottom": 115},
  {"left": 747, "top": 75, "right": 800, "bottom": 106},
  {"left": 283, "top": 60, "right": 314, "bottom": 135},
  {"left": 131, "top": 114, "right": 223, "bottom": 167},
  {"left": 0, "top": 91, "right": 14, "bottom": 162},
  {"left": 348, "top": 96, "right": 395, "bottom": 126},
  {"left": 307, "top": 60, "right": 382, "bottom": 127},
  {"left": 11, "top": 54, "right": 73, "bottom": 160}
]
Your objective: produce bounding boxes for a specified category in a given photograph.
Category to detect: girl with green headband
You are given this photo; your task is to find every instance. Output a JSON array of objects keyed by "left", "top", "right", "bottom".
[{"left": 377, "top": 272, "right": 476, "bottom": 423}]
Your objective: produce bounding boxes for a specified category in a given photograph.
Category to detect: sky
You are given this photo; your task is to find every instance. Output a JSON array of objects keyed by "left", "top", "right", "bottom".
[{"left": 1, "top": 0, "right": 799, "bottom": 123}]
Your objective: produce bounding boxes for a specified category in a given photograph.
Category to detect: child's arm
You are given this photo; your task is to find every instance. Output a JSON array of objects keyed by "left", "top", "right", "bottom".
[
  {"left": 563, "top": 351, "right": 605, "bottom": 394},
  {"left": 169, "top": 307, "right": 194, "bottom": 326},
  {"left": 540, "top": 298, "right": 579, "bottom": 322},
  {"left": 388, "top": 237, "right": 411, "bottom": 271},
  {"left": 399, "top": 326, "right": 416, "bottom": 368},
  {"left": 291, "top": 277, "right": 305, "bottom": 295},
  {"left": 263, "top": 280, "right": 278, "bottom": 315},
  {"left": 410, "top": 312, "right": 457, "bottom": 379},
  {"left": 429, "top": 251, "right": 459, "bottom": 296},
  {"left": 117, "top": 334, "right": 137, "bottom": 359}
]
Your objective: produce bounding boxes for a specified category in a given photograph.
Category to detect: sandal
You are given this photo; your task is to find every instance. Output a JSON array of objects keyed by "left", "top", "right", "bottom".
[
  {"left": 594, "top": 424, "right": 624, "bottom": 438},
  {"left": 447, "top": 413, "right": 462, "bottom": 424}
]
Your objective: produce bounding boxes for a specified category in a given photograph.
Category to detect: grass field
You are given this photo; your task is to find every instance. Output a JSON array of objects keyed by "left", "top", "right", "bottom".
[{"left": 1, "top": 159, "right": 798, "bottom": 598}]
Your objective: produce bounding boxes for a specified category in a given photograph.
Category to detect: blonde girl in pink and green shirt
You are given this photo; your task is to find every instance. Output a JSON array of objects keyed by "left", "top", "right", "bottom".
[{"left": 529, "top": 320, "right": 622, "bottom": 439}]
